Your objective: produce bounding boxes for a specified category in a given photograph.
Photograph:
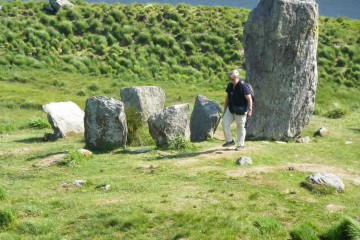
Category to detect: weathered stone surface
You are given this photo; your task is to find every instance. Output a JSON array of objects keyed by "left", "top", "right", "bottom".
[
  {"left": 43, "top": 101, "right": 84, "bottom": 138},
  {"left": 243, "top": 0, "right": 319, "bottom": 140},
  {"left": 314, "top": 126, "right": 327, "bottom": 137},
  {"left": 296, "top": 136, "right": 310, "bottom": 143},
  {"left": 236, "top": 157, "right": 253, "bottom": 166},
  {"left": 120, "top": 86, "right": 165, "bottom": 122},
  {"left": 84, "top": 96, "right": 127, "bottom": 150},
  {"left": 307, "top": 173, "right": 345, "bottom": 192},
  {"left": 78, "top": 149, "right": 93, "bottom": 157},
  {"left": 147, "top": 104, "right": 190, "bottom": 147},
  {"left": 49, "top": 0, "right": 73, "bottom": 12},
  {"left": 190, "top": 95, "right": 222, "bottom": 142}
]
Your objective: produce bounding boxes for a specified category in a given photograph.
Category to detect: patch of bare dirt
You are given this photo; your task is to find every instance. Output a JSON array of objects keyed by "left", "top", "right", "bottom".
[
  {"left": 225, "top": 164, "right": 360, "bottom": 185},
  {"left": 33, "top": 153, "right": 66, "bottom": 167},
  {"left": 0, "top": 147, "right": 32, "bottom": 155},
  {"left": 96, "top": 198, "right": 126, "bottom": 206}
]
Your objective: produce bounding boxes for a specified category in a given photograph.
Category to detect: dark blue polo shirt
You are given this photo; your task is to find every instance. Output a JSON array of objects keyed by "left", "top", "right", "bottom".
[{"left": 226, "top": 81, "right": 251, "bottom": 114}]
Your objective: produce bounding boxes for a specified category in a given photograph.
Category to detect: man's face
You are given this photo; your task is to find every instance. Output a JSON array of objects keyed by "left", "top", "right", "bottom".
[{"left": 229, "top": 76, "right": 237, "bottom": 83}]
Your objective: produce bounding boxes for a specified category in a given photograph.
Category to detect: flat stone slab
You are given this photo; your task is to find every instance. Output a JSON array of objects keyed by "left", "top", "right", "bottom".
[{"left": 43, "top": 101, "right": 84, "bottom": 138}]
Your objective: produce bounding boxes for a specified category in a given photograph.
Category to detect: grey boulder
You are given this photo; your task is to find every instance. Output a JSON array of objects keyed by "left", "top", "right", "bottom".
[
  {"left": 148, "top": 104, "right": 190, "bottom": 147},
  {"left": 43, "top": 101, "right": 84, "bottom": 139},
  {"left": 190, "top": 95, "right": 222, "bottom": 142},
  {"left": 120, "top": 86, "right": 165, "bottom": 122},
  {"left": 307, "top": 173, "right": 345, "bottom": 192},
  {"left": 236, "top": 157, "right": 253, "bottom": 166},
  {"left": 84, "top": 96, "right": 127, "bottom": 151},
  {"left": 49, "top": 0, "right": 73, "bottom": 12},
  {"left": 243, "top": 0, "right": 319, "bottom": 140}
]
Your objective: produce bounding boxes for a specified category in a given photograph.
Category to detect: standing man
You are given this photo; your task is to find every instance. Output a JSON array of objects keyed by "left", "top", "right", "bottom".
[{"left": 222, "top": 70, "right": 253, "bottom": 150}]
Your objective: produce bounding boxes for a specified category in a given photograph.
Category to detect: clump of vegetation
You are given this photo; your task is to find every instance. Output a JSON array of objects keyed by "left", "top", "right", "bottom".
[
  {"left": 58, "top": 150, "right": 87, "bottom": 167},
  {"left": 300, "top": 179, "right": 337, "bottom": 195},
  {"left": 26, "top": 117, "right": 51, "bottom": 129},
  {"left": 0, "top": 188, "right": 6, "bottom": 201},
  {"left": 165, "top": 136, "right": 195, "bottom": 151},
  {"left": 0, "top": 209, "right": 16, "bottom": 229},
  {"left": 253, "top": 217, "right": 283, "bottom": 235},
  {"left": 325, "top": 107, "right": 348, "bottom": 119},
  {"left": 125, "top": 108, "right": 144, "bottom": 146},
  {"left": 321, "top": 217, "right": 360, "bottom": 240},
  {"left": 290, "top": 222, "right": 319, "bottom": 240}
]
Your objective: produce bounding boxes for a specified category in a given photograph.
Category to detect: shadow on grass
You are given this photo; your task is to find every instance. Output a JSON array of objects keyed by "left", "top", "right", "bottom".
[
  {"left": 26, "top": 151, "right": 68, "bottom": 161},
  {"left": 15, "top": 137, "right": 43, "bottom": 144},
  {"left": 349, "top": 128, "right": 360, "bottom": 133},
  {"left": 149, "top": 148, "right": 234, "bottom": 161}
]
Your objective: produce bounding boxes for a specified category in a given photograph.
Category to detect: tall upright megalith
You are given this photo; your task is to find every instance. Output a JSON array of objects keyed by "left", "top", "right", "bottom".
[{"left": 243, "top": 0, "right": 318, "bottom": 139}]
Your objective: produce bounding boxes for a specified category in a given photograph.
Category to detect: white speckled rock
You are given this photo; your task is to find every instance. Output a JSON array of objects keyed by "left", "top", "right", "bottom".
[
  {"left": 148, "top": 104, "right": 190, "bottom": 147},
  {"left": 120, "top": 86, "right": 165, "bottom": 122},
  {"left": 43, "top": 101, "right": 84, "bottom": 138},
  {"left": 84, "top": 96, "right": 127, "bottom": 150}
]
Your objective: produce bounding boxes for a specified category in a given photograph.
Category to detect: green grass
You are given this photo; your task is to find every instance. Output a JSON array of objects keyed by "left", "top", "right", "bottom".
[
  {"left": 0, "top": 1, "right": 359, "bottom": 239},
  {"left": 0, "top": 111, "right": 359, "bottom": 239}
]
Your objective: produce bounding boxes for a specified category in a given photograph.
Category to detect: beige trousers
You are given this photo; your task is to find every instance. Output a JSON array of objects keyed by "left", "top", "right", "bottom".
[{"left": 222, "top": 108, "right": 247, "bottom": 147}]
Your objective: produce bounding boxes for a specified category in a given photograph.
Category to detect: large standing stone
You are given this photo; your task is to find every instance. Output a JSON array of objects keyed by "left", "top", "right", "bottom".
[
  {"left": 84, "top": 96, "right": 127, "bottom": 150},
  {"left": 190, "top": 95, "right": 222, "bottom": 142},
  {"left": 49, "top": 0, "right": 74, "bottom": 12},
  {"left": 243, "top": 0, "right": 319, "bottom": 140},
  {"left": 43, "top": 101, "right": 84, "bottom": 138},
  {"left": 120, "top": 86, "right": 166, "bottom": 122},
  {"left": 147, "top": 104, "right": 190, "bottom": 147},
  {"left": 306, "top": 173, "right": 345, "bottom": 192}
]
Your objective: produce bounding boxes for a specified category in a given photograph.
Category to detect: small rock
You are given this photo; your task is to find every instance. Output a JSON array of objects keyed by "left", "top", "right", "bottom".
[
  {"left": 326, "top": 204, "right": 345, "bottom": 213},
  {"left": 101, "top": 185, "right": 111, "bottom": 191},
  {"left": 288, "top": 166, "right": 295, "bottom": 171},
  {"left": 345, "top": 141, "right": 353, "bottom": 145},
  {"left": 314, "top": 127, "right": 327, "bottom": 137},
  {"left": 78, "top": 149, "right": 93, "bottom": 157},
  {"left": 49, "top": 0, "right": 74, "bottom": 12},
  {"left": 236, "top": 157, "right": 253, "bottom": 166},
  {"left": 73, "top": 180, "right": 87, "bottom": 187},
  {"left": 296, "top": 136, "right": 310, "bottom": 144},
  {"left": 307, "top": 173, "right": 345, "bottom": 192},
  {"left": 0, "top": 6, "right": 3, "bottom": 10},
  {"left": 275, "top": 141, "right": 287, "bottom": 144}
]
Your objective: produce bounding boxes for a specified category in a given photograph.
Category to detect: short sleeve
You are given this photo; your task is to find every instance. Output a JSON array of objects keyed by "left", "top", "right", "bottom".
[
  {"left": 243, "top": 83, "right": 251, "bottom": 96},
  {"left": 225, "top": 83, "right": 230, "bottom": 93}
]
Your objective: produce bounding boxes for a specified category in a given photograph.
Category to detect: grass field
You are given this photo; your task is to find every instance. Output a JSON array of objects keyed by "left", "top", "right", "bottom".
[
  {"left": 0, "top": 1, "right": 359, "bottom": 239},
  {"left": 0, "top": 110, "right": 359, "bottom": 239}
]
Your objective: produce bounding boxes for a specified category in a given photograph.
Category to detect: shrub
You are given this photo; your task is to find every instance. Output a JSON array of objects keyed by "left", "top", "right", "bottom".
[
  {"left": 321, "top": 217, "right": 360, "bottom": 240},
  {"left": 57, "top": 21, "right": 73, "bottom": 36},
  {"left": 137, "top": 32, "right": 151, "bottom": 44},
  {"left": 0, "top": 209, "right": 16, "bottom": 229},
  {"left": 26, "top": 117, "right": 51, "bottom": 129},
  {"left": 0, "top": 123, "right": 17, "bottom": 134},
  {"left": 290, "top": 222, "right": 319, "bottom": 240},
  {"left": 325, "top": 107, "right": 348, "bottom": 119}
]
